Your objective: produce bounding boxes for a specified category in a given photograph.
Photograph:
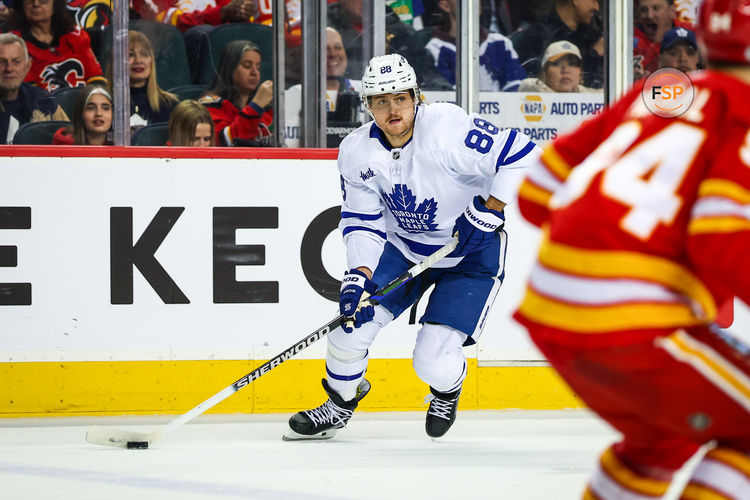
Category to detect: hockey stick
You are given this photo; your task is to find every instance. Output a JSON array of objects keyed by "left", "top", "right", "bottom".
[{"left": 86, "top": 237, "right": 458, "bottom": 449}]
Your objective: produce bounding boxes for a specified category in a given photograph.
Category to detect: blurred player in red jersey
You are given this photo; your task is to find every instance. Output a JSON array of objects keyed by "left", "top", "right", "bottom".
[{"left": 513, "top": 0, "right": 750, "bottom": 498}]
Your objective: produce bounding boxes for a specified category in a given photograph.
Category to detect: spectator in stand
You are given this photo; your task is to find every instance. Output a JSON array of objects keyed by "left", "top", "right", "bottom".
[
  {"left": 0, "top": 1, "right": 9, "bottom": 24},
  {"left": 6, "top": 0, "right": 105, "bottom": 92},
  {"left": 517, "top": 40, "right": 601, "bottom": 93},
  {"left": 0, "top": 33, "right": 67, "bottom": 143},
  {"left": 480, "top": 0, "right": 545, "bottom": 35},
  {"left": 284, "top": 26, "right": 364, "bottom": 148},
  {"left": 634, "top": 0, "right": 693, "bottom": 77},
  {"left": 425, "top": 0, "right": 526, "bottom": 91},
  {"left": 131, "top": 0, "right": 257, "bottom": 32},
  {"left": 199, "top": 40, "right": 273, "bottom": 147},
  {"left": 324, "top": 26, "right": 361, "bottom": 113},
  {"left": 658, "top": 26, "right": 699, "bottom": 73},
  {"left": 511, "top": 0, "right": 604, "bottom": 88},
  {"left": 53, "top": 84, "right": 112, "bottom": 145},
  {"left": 327, "top": 0, "right": 416, "bottom": 81},
  {"left": 126, "top": 31, "right": 178, "bottom": 129},
  {"left": 167, "top": 99, "right": 214, "bottom": 146}
]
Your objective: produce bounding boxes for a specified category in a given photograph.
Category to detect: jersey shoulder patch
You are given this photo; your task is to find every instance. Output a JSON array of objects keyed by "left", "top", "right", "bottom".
[
  {"left": 198, "top": 94, "right": 222, "bottom": 106},
  {"left": 338, "top": 127, "right": 380, "bottom": 180}
]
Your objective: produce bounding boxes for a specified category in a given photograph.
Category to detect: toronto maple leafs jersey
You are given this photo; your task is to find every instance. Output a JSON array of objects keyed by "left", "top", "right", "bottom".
[{"left": 338, "top": 102, "right": 542, "bottom": 272}]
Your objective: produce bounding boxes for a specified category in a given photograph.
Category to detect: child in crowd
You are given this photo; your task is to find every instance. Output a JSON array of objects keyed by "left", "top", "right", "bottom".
[
  {"left": 53, "top": 85, "right": 112, "bottom": 145},
  {"left": 168, "top": 99, "right": 214, "bottom": 147}
]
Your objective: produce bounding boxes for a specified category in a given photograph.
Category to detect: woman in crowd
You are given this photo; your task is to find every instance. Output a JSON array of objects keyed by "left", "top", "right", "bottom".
[
  {"left": 199, "top": 40, "right": 273, "bottom": 147},
  {"left": 6, "top": 0, "right": 105, "bottom": 92},
  {"left": 167, "top": 99, "right": 214, "bottom": 147},
  {"left": 127, "top": 30, "right": 177, "bottom": 129},
  {"left": 53, "top": 84, "right": 112, "bottom": 145},
  {"left": 517, "top": 41, "right": 601, "bottom": 93}
]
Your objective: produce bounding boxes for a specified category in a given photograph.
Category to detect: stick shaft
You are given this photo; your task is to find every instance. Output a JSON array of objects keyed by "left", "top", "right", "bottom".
[{"left": 161, "top": 237, "right": 458, "bottom": 436}]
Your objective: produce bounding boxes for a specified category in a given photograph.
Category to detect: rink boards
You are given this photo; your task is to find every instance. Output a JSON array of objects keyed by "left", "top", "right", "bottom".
[{"left": 1, "top": 146, "right": 735, "bottom": 416}]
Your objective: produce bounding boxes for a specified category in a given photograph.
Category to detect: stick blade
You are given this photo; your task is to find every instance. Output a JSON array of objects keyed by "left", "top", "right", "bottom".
[{"left": 85, "top": 426, "right": 162, "bottom": 449}]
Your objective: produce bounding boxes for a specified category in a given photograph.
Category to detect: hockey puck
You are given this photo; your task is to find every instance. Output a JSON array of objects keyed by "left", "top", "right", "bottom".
[{"left": 126, "top": 441, "right": 149, "bottom": 449}]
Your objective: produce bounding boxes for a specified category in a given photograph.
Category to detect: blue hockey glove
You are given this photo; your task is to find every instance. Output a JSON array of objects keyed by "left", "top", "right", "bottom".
[
  {"left": 340, "top": 269, "right": 378, "bottom": 333},
  {"left": 451, "top": 196, "right": 505, "bottom": 257}
]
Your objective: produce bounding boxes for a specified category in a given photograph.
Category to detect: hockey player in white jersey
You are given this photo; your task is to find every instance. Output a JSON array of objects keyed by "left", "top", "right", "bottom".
[{"left": 284, "top": 54, "right": 541, "bottom": 440}]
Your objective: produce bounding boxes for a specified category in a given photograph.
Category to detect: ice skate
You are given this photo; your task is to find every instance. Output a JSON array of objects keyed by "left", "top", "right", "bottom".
[
  {"left": 425, "top": 386, "right": 461, "bottom": 438},
  {"left": 283, "top": 378, "right": 370, "bottom": 441}
]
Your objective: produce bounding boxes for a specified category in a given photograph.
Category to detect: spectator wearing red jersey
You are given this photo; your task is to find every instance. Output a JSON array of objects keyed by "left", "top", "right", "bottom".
[
  {"left": 131, "top": 0, "right": 256, "bottom": 33},
  {"left": 199, "top": 40, "right": 272, "bottom": 147},
  {"left": 6, "top": 0, "right": 105, "bottom": 92},
  {"left": 53, "top": 84, "right": 112, "bottom": 144},
  {"left": 633, "top": 0, "right": 693, "bottom": 78}
]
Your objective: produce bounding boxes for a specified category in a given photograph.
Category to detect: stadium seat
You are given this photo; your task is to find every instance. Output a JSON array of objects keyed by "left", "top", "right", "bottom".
[
  {"left": 101, "top": 20, "right": 191, "bottom": 90},
  {"left": 12, "top": 120, "right": 70, "bottom": 145},
  {"left": 52, "top": 86, "right": 83, "bottom": 119},
  {"left": 196, "top": 23, "right": 272, "bottom": 86},
  {"left": 167, "top": 84, "right": 209, "bottom": 102},
  {"left": 131, "top": 122, "right": 169, "bottom": 146}
]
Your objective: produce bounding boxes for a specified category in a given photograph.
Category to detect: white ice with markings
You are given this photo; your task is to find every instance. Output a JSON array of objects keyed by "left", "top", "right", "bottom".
[{"left": 0, "top": 410, "right": 697, "bottom": 499}]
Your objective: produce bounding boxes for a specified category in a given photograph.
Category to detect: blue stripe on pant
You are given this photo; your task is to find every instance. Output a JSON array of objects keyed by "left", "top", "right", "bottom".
[{"left": 371, "top": 231, "right": 507, "bottom": 346}]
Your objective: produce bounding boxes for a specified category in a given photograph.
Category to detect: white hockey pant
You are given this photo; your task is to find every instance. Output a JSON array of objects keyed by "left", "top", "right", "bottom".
[
  {"left": 326, "top": 305, "right": 393, "bottom": 400},
  {"left": 412, "top": 323, "right": 468, "bottom": 393},
  {"left": 326, "top": 307, "right": 468, "bottom": 400}
]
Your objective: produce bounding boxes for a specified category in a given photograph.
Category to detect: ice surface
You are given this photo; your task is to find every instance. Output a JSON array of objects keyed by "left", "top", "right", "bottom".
[{"left": 0, "top": 410, "right": 692, "bottom": 500}]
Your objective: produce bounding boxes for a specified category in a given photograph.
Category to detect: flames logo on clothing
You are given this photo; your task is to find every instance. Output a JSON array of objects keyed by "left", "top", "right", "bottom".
[
  {"left": 40, "top": 59, "right": 86, "bottom": 92},
  {"left": 66, "top": 0, "right": 112, "bottom": 28}
]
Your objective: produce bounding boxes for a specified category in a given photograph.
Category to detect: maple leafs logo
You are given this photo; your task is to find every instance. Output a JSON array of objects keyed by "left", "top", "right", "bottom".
[{"left": 384, "top": 184, "right": 438, "bottom": 233}]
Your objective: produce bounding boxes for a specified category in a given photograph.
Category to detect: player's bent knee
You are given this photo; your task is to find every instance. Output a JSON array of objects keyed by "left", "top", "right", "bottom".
[
  {"left": 327, "top": 338, "right": 367, "bottom": 363},
  {"left": 327, "top": 305, "right": 394, "bottom": 353},
  {"left": 412, "top": 323, "right": 467, "bottom": 388}
]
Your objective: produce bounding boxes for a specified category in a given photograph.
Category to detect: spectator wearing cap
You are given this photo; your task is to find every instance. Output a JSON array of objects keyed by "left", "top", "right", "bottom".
[
  {"left": 659, "top": 27, "right": 699, "bottom": 72},
  {"left": 517, "top": 40, "right": 601, "bottom": 93},
  {"left": 0, "top": 33, "right": 68, "bottom": 144}
]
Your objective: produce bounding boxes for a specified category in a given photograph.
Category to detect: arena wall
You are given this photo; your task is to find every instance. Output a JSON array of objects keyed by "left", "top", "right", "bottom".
[{"left": 4, "top": 146, "right": 744, "bottom": 416}]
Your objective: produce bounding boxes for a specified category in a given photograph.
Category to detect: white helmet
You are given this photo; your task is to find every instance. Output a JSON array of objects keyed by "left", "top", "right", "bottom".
[{"left": 361, "top": 54, "right": 421, "bottom": 116}]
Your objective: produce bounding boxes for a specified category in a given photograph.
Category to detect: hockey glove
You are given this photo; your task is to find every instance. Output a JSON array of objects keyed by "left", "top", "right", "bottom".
[
  {"left": 451, "top": 196, "right": 505, "bottom": 257},
  {"left": 340, "top": 269, "right": 378, "bottom": 333}
]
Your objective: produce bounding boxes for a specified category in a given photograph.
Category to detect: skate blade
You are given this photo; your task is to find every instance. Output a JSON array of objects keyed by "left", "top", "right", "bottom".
[{"left": 282, "top": 428, "right": 338, "bottom": 441}]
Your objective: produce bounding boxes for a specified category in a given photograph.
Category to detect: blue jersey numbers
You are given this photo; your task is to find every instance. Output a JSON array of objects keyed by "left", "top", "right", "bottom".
[{"left": 464, "top": 118, "right": 499, "bottom": 154}]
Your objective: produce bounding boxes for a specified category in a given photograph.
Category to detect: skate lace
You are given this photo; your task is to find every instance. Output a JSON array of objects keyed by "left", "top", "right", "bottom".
[
  {"left": 424, "top": 394, "right": 455, "bottom": 421},
  {"left": 305, "top": 400, "right": 354, "bottom": 428}
]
